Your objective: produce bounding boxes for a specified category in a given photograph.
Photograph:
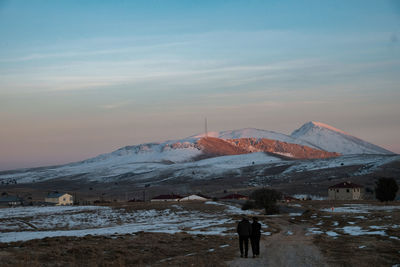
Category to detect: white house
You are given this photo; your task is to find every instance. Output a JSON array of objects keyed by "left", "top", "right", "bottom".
[
  {"left": 180, "top": 194, "right": 209, "bottom": 201},
  {"left": 45, "top": 192, "right": 73, "bottom": 205}
]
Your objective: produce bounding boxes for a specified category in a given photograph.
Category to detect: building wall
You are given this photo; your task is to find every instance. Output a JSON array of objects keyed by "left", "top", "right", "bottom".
[
  {"left": 45, "top": 194, "right": 73, "bottom": 205},
  {"left": 58, "top": 194, "right": 73, "bottom": 205},
  {"left": 328, "top": 188, "right": 363, "bottom": 200}
]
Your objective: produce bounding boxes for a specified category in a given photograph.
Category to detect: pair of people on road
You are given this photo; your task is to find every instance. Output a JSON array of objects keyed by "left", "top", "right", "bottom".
[{"left": 237, "top": 216, "right": 261, "bottom": 258}]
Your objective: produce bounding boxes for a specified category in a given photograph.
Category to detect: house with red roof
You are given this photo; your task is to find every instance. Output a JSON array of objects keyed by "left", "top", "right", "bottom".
[
  {"left": 328, "top": 181, "right": 363, "bottom": 200},
  {"left": 283, "top": 195, "right": 299, "bottom": 203},
  {"left": 221, "top": 193, "right": 249, "bottom": 200}
]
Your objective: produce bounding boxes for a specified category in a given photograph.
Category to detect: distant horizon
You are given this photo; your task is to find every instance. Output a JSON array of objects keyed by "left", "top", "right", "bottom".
[{"left": 1, "top": 1, "right": 399, "bottom": 170}]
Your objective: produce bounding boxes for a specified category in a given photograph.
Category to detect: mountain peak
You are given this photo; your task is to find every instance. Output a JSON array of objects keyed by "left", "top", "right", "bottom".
[
  {"left": 291, "top": 121, "right": 393, "bottom": 155},
  {"left": 303, "top": 121, "right": 348, "bottom": 135}
]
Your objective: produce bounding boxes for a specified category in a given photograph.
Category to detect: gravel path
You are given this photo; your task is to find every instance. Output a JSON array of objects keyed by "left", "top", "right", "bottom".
[{"left": 228, "top": 219, "right": 330, "bottom": 267}]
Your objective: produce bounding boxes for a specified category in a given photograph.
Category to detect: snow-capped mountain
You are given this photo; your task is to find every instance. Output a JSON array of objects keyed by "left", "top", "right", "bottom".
[
  {"left": 291, "top": 121, "right": 393, "bottom": 155},
  {"left": 0, "top": 121, "right": 396, "bottom": 185}
]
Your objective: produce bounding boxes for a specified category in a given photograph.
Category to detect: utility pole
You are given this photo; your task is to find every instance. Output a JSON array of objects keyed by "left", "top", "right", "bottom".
[{"left": 205, "top": 117, "right": 208, "bottom": 137}]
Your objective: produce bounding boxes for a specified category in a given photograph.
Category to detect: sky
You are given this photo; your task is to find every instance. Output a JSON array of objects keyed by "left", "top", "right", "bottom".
[{"left": 0, "top": 0, "right": 399, "bottom": 170}]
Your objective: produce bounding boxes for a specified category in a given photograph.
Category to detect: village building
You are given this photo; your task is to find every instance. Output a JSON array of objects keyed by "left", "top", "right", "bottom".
[
  {"left": 221, "top": 193, "right": 249, "bottom": 200},
  {"left": 0, "top": 195, "right": 23, "bottom": 207},
  {"left": 45, "top": 192, "right": 73, "bottom": 205},
  {"left": 151, "top": 194, "right": 182, "bottom": 202},
  {"left": 283, "top": 195, "right": 299, "bottom": 203},
  {"left": 328, "top": 181, "right": 363, "bottom": 200},
  {"left": 179, "top": 194, "right": 210, "bottom": 201}
]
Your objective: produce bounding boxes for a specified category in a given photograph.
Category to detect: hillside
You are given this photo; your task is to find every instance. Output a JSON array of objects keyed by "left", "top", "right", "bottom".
[
  {"left": 291, "top": 121, "right": 393, "bottom": 155},
  {"left": 197, "top": 137, "right": 340, "bottom": 159},
  {"left": 0, "top": 121, "right": 396, "bottom": 191}
]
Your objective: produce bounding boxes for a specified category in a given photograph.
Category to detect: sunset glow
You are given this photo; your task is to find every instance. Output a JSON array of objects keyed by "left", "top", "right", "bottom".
[{"left": 0, "top": 0, "right": 399, "bottom": 170}]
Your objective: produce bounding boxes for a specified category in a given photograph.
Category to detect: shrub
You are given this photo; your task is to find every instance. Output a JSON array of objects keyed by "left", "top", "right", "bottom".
[
  {"left": 365, "top": 187, "right": 374, "bottom": 194},
  {"left": 375, "top": 177, "right": 399, "bottom": 202},
  {"left": 241, "top": 200, "right": 256, "bottom": 210},
  {"left": 249, "top": 188, "right": 282, "bottom": 215}
]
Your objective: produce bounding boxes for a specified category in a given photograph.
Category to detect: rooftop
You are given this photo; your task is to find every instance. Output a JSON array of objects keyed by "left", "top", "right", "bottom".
[
  {"left": 46, "top": 192, "right": 69, "bottom": 198},
  {"left": 221, "top": 193, "right": 248, "bottom": 199},
  {"left": 329, "top": 181, "right": 363, "bottom": 189}
]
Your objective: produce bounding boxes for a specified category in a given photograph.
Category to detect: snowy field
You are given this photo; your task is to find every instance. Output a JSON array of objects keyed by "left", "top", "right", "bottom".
[
  {"left": 0, "top": 202, "right": 260, "bottom": 243},
  {"left": 299, "top": 204, "right": 400, "bottom": 242},
  {"left": 320, "top": 204, "right": 400, "bottom": 213}
]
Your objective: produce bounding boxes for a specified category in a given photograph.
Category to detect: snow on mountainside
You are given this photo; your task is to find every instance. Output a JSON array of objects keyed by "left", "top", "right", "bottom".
[
  {"left": 291, "top": 121, "right": 394, "bottom": 155},
  {"left": 0, "top": 122, "right": 396, "bottom": 185},
  {"left": 189, "top": 128, "right": 317, "bottom": 148}
]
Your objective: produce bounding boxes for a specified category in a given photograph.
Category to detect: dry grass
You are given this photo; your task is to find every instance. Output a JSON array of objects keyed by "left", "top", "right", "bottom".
[
  {"left": 103, "top": 201, "right": 227, "bottom": 213},
  {"left": 0, "top": 232, "right": 237, "bottom": 267},
  {"left": 1, "top": 200, "right": 400, "bottom": 266},
  {"left": 288, "top": 200, "right": 400, "bottom": 267}
]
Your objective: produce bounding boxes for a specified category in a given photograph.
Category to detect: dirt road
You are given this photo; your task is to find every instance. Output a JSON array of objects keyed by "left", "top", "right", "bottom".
[{"left": 228, "top": 219, "right": 330, "bottom": 267}]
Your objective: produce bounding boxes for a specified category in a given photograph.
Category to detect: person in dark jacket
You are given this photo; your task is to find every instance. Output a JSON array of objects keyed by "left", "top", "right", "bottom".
[
  {"left": 237, "top": 217, "right": 252, "bottom": 258},
  {"left": 250, "top": 217, "right": 261, "bottom": 257}
]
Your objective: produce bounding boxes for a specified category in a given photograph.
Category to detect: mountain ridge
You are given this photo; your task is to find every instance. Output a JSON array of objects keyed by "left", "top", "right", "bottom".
[{"left": 0, "top": 121, "right": 394, "bottom": 175}]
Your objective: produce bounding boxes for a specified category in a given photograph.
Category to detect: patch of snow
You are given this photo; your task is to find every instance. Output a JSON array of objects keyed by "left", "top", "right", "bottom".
[
  {"left": 292, "top": 194, "right": 326, "bottom": 200},
  {"left": 353, "top": 215, "right": 367, "bottom": 219},
  {"left": 369, "top": 225, "right": 387, "bottom": 230},
  {"left": 322, "top": 204, "right": 400, "bottom": 214},
  {"left": 339, "top": 226, "right": 387, "bottom": 236},
  {"left": 326, "top": 231, "right": 339, "bottom": 237},
  {"left": 307, "top": 228, "right": 323, "bottom": 235},
  {"left": 204, "top": 201, "right": 259, "bottom": 215}
]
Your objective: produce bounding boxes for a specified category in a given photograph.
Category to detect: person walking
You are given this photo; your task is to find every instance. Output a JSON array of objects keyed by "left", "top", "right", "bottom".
[
  {"left": 237, "top": 216, "right": 252, "bottom": 258},
  {"left": 250, "top": 217, "right": 261, "bottom": 257}
]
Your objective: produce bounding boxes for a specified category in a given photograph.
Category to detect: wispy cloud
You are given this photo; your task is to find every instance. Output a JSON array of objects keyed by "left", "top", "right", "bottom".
[
  {"left": 0, "top": 41, "right": 190, "bottom": 63},
  {"left": 99, "top": 100, "right": 132, "bottom": 110}
]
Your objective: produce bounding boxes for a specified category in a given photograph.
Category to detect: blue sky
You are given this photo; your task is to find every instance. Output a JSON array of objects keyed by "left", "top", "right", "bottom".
[{"left": 0, "top": 0, "right": 399, "bottom": 170}]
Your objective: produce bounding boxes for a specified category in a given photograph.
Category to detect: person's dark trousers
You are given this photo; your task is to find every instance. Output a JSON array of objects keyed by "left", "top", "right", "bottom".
[
  {"left": 251, "top": 235, "right": 260, "bottom": 255},
  {"left": 239, "top": 235, "right": 249, "bottom": 257}
]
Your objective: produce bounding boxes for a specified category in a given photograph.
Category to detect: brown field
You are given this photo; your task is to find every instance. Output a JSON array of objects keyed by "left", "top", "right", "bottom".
[
  {"left": 0, "top": 232, "right": 238, "bottom": 267},
  {"left": 0, "top": 200, "right": 399, "bottom": 266}
]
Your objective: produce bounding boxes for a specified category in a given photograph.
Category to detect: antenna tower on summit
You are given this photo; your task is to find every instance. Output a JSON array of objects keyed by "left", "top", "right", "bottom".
[{"left": 205, "top": 117, "right": 208, "bottom": 137}]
